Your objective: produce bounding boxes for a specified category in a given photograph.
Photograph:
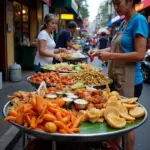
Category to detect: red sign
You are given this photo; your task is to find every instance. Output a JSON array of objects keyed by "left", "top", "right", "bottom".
[
  {"left": 135, "top": 0, "right": 150, "bottom": 12},
  {"left": 85, "top": 18, "right": 89, "bottom": 27},
  {"left": 41, "top": 0, "right": 52, "bottom": 6}
]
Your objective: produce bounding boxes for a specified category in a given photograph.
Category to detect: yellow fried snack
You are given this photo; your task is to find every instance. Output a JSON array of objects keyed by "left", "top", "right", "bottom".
[
  {"left": 120, "top": 113, "right": 135, "bottom": 121},
  {"left": 108, "top": 96, "right": 118, "bottom": 103},
  {"left": 121, "top": 97, "right": 138, "bottom": 104},
  {"left": 89, "top": 117, "right": 105, "bottom": 123},
  {"left": 106, "top": 101, "right": 121, "bottom": 108},
  {"left": 127, "top": 98, "right": 138, "bottom": 104},
  {"left": 129, "top": 107, "right": 145, "bottom": 118},
  {"left": 89, "top": 118, "right": 99, "bottom": 123},
  {"left": 109, "top": 91, "right": 120, "bottom": 99},
  {"left": 106, "top": 113, "right": 126, "bottom": 129},
  {"left": 104, "top": 106, "right": 120, "bottom": 119},
  {"left": 117, "top": 105, "right": 128, "bottom": 115},
  {"left": 87, "top": 108, "right": 104, "bottom": 119},
  {"left": 77, "top": 110, "right": 87, "bottom": 122},
  {"left": 120, "top": 98, "right": 131, "bottom": 103},
  {"left": 123, "top": 103, "right": 138, "bottom": 109}
]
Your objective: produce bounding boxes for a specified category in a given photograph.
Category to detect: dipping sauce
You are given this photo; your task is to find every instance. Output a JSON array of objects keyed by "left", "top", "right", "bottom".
[
  {"left": 45, "top": 94, "right": 57, "bottom": 99},
  {"left": 74, "top": 99, "right": 88, "bottom": 110}
]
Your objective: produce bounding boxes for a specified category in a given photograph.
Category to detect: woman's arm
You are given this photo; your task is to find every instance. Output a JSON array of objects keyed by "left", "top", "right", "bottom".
[
  {"left": 39, "top": 40, "right": 55, "bottom": 57},
  {"left": 39, "top": 40, "right": 62, "bottom": 62},
  {"left": 67, "top": 41, "right": 79, "bottom": 50},
  {"left": 88, "top": 47, "right": 111, "bottom": 56},
  {"left": 99, "top": 35, "right": 147, "bottom": 62},
  {"left": 100, "top": 47, "right": 111, "bottom": 52},
  {"left": 54, "top": 48, "right": 67, "bottom": 53}
]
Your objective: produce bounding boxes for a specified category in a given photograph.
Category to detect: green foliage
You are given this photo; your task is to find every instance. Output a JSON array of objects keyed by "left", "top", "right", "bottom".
[
  {"left": 100, "top": 4, "right": 108, "bottom": 26},
  {"left": 76, "top": 0, "right": 89, "bottom": 18}
]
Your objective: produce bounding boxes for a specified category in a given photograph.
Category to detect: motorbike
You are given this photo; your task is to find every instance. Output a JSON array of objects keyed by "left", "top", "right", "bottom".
[
  {"left": 83, "top": 42, "right": 90, "bottom": 54},
  {"left": 141, "top": 49, "right": 150, "bottom": 82}
]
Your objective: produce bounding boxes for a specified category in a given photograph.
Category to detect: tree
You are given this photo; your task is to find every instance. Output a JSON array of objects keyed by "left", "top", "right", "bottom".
[
  {"left": 76, "top": 0, "right": 89, "bottom": 18},
  {"left": 100, "top": 4, "right": 108, "bottom": 26}
]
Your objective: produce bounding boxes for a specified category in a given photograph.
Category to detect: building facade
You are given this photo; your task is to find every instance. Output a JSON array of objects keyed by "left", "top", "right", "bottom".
[{"left": 0, "top": 0, "right": 81, "bottom": 80}]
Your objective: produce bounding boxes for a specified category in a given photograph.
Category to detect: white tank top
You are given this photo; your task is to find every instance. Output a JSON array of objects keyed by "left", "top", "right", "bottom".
[{"left": 34, "top": 30, "right": 56, "bottom": 66}]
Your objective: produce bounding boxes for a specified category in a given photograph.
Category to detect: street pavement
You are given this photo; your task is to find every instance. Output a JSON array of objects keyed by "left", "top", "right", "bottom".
[{"left": 0, "top": 59, "right": 150, "bottom": 150}]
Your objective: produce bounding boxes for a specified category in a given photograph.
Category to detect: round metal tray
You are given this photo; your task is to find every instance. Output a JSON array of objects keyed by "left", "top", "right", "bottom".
[
  {"left": 62, "top": 56, "right": 89, "bottom": 61},
  {"left": 27, "top": 76, "right": 61, "bottom": 89},
  {"left": 3, "top": 101, "right": 148, "bottom": 142},
  {"left": 27, "top": 76, "right": 113, "bottom": 90},
  {"left": 41, "top": 67, "right": 103, "bottom": 74}
]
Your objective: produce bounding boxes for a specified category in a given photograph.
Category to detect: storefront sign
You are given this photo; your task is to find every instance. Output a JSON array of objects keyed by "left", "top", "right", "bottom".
[
  {"left": 60, "top": 14, "right": 74, "bottom": 20},
  {"left": 41, "top": 0, "right": 52, "bottom": 6},
  {"left": 135, "top": 0, "right": 150, "bottom": 12},
  {"left": 85, "top": 18, "right": 89, "bottom": 27}
]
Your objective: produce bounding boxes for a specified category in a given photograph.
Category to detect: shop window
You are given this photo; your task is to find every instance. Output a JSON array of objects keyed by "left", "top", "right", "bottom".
[{"left": 13, "top": 1, "right": 29, "bottom": 46}]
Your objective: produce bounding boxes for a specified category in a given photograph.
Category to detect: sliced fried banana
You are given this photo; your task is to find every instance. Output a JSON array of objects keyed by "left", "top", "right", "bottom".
[
  {"left": 121, "top": 97, "right": 138, "bottom": 104},
  {"left": 117, "top": 105, "right": 128, "bottom": 115},
  {"left": 120, "top": 98, "right": 131, "bottom": 103},
  {"left": 123, "top": 103, "right": 138, "bottom": 109},
  {"left": 127, "top": 98, "right": 138, "bottom": 104},
  {"left": 120, "top": 113, "right": 135, "bottom": 121},
  {"left": 104, "top": 106, "right": 120, "bottom": 119},
  {"left": 109, "top": 91, "right": 120, "bottom": 99},
  {"left": 106, "top": 113, "right": 126, "bottom": 129},
  {"left": 106, "top": 101, "right": 121, "bottom": 108},
  {"left": 108, "top": 96, "right": 118, "bottom": 102},
  {"left": 129, "top": 107, "right": 145, "bottom": 118}
]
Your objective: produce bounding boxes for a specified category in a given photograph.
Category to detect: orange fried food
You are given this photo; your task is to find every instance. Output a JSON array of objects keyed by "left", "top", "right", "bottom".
[
  {"left": 29, "top": 72, "right": 73, "bottom": 86},
  {"left": 4, "top": 96, "right": 81, "bottom": 134}
]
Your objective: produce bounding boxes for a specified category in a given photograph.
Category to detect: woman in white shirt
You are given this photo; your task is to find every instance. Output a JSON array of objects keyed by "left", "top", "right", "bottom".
[{"left": 34, "top": 14, "right": 65, "bottom": 72}]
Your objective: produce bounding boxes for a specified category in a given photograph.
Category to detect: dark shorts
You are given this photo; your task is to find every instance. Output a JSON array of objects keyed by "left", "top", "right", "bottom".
[{"left": 134, "top": 83, "right": 143, "bottom": 98}]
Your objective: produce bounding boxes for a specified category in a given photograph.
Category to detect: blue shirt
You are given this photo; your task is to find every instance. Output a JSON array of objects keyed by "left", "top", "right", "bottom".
[
  {"left": 56, "top": 29, "right": 71, "bottom": 48},
  {"left": 80, "top": 40, "right": 85, "bottom": 48},
  {"left": 119, "top": 13, "right": 149, "bottom": 85}
]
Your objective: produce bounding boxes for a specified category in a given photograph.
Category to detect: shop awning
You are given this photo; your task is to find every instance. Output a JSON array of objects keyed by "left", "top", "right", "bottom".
[
  {"left": 105, "top": 21, "right": 112, "bottom": 27},
  {"left": 52, "top": 0, "right": 78, "bottom": 15},
  {"left": 105, "top": 15, "right": 124, "bottom": 27},
  {"left": 135, "top": 0, "right": 150, "bottom": 12},
  {"left": 106, "top": 0, "right": 150, "bottom": 27}
]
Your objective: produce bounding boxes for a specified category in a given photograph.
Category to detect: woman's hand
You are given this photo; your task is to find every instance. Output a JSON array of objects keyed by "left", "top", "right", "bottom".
[
  {"left": 98, "top": 51, "right": 112, "bottom": 61},
  {"left": 88, "top": 50, "right": 100, "bottom": 56},
  {"left": 54, "top": 54, "right": 63, "bottom": 62},
  {"left": 59, "top": 48, "right": 67, "bottom": 52}
]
